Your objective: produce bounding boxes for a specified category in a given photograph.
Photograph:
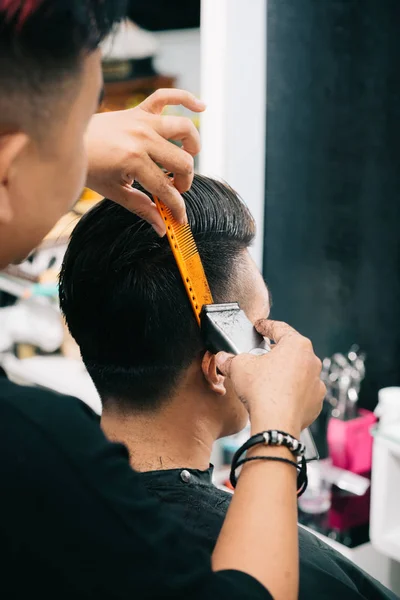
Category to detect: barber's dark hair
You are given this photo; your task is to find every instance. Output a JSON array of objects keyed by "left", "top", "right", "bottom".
[
  {"left": 0, "top": 0, "right": 126, "bottom": 126},
  {"left": 59, "top": 175, "right": 256, "bottom": 409}
]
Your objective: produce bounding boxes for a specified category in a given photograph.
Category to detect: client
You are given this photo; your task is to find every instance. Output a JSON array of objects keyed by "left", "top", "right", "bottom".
[{"left": 59, "top": 175, "right": 397, "bottom": 600}]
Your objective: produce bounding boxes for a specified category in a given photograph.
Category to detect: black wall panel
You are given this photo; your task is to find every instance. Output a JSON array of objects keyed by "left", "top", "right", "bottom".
[{"left": 264, "top": 0, "right": 400, "bottom": 409}]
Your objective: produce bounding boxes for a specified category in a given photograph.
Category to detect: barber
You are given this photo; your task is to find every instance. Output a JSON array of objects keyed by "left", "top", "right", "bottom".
[{"left": 0, "top": 3, "right": 325, "bottom": 600}]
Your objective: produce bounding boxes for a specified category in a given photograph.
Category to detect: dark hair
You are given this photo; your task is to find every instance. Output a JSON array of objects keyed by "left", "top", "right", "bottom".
[
  {"left": 59, "top": 176, "right": 256, "bottom": 409},
  {"left": 0, "top": 0, "right": 126, "bottom": 127}
]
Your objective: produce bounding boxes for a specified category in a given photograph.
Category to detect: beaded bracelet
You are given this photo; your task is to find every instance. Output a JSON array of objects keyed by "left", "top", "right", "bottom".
[
  {"left": 230, "top": 454, "right": 308, "bottom": 496},
  {"left": 233, "top": 430, "right": 306, "bottom": 462},
  {"left": 230, "top": 430, "right": 309, "bottom": 496}
]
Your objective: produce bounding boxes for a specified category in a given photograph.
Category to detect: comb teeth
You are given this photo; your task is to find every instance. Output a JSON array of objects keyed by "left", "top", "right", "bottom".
[
  {"left": 153, "top": 194, "right": 213, "bottom": 324},
  {"left": 160, "top": 205, "right": 198, "bottom": 261},
  {"left": 175, "top": 226, "right": 198, "bottom": 261}
]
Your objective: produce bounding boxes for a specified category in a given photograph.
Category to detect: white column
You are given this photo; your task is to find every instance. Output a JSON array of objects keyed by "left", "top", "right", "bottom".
[{"left": 200, "top": 0, "right": 267, "bottom": 268}]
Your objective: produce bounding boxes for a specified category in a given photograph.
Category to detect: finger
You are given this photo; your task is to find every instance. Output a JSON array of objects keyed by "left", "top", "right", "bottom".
[
  {"left": 148, "top": 134, "right": 194, "bottom": 193},
  {"left": 174, "top": 172, "right": 193, "bottom": 195},
  {"left": 154, "top": 118, "right": 199, "bottom": 193},
  {"left": 134, "top": 156, "right": 187, "bottom": 223},
  {"left": 113, "top": 185, "right": 166, "bottom": 237},
  {"left": 140, "top": 88, "right": 206, "bottom": 115},
  {"left": 319, "top": 380, "right": 327, "bottom": 402},
  {"left": 155, "top": 115, "right": 201, "bottom": 156},
  {"left": 254, "top": 319, "right": 298, "bottom": 343},
  {"left": 215, "top": 352, "right": 235, "bottom": 377}
]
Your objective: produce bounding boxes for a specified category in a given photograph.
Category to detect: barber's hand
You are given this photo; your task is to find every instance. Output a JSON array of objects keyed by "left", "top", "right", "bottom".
[
  {"left": 85, "top": 89, "right": 206, "bottom": 236},
  {"left": 216, "top": 320, "right": 325, "bottom": 438}
]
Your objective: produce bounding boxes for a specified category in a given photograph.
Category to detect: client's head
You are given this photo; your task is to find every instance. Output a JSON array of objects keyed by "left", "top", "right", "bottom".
[{"left": 59, "top": 175, "right": 270, "bottom": 439}]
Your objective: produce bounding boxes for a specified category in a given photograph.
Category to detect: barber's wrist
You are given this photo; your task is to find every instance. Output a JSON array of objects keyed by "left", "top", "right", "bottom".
[
  {"left": 231, "top": 429, "right": 307, "bottom": 493},
  {"left": 250, "top": 416, "right": 301, "bottom": 441},
  {"left": 232, "top": 440, "right": 299, "bottom": 490},
  {"left": 245, "top": 443, "right": 295, "bottom": 460}
]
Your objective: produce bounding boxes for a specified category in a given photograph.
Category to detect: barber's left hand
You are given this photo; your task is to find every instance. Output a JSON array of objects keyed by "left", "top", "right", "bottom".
[{"left": 85, "top": 89, "right": 206, "bottom": 236}]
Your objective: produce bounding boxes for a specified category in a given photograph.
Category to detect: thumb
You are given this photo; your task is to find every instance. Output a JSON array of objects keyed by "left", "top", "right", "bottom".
[
  {"left": 215, "top": 351, "right": 235, "bottom": 376},
  {"left": 113, "top": 186, "right": 166, "bottom": 237}
]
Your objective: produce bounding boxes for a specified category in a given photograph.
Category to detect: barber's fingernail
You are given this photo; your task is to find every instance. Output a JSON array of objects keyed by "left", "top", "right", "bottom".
[
  {"left": 176, "top": 206, "right": 188, "bottom": 225},
  {"left": 154, "top": 223, "right": 166, "bottom": 237},
  {"left": 215, "top": 352, "right": 231, "bottom": 367}
]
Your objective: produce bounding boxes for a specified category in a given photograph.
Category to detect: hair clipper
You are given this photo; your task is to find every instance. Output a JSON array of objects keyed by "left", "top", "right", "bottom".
[
  {"left": 201, "top": 303, "right": 270, "bottom": 355},
  {"left": 201, "top": 303, "right": 319, "bottom": 462}
]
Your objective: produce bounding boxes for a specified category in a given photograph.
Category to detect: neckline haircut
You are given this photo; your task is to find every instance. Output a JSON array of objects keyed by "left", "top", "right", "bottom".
[{"left": 59, "top": 175, "right": 256, "bottom": 410}]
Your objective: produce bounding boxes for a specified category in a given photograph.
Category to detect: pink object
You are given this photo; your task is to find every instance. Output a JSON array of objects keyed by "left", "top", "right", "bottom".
[
  {"left": 329, "top": 488, "right": 371, "bottom": 531},
  {"left": 327, "top": 409, "right": 377, "bottom": 474}
]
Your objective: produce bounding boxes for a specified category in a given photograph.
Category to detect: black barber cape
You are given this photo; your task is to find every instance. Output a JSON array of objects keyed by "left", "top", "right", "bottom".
[
  {"left": 140, "top": 470, "right": 399, "bottom": 599},
  {"left": 0, "top": 370, "right": 270, "bottom": 600}
]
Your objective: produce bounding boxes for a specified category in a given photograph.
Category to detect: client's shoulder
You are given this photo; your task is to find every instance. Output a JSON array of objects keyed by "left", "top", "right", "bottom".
[{"left": 139, "top": 466, "right": 231, "bottom": 550}]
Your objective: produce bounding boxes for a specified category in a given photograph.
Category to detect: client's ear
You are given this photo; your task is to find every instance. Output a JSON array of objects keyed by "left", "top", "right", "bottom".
[
  {"left": 201, "top": 351, "right": 227, "bottom": 396},
  {"left": 0, "top": 132, "right": 29, "bottom": 224}
]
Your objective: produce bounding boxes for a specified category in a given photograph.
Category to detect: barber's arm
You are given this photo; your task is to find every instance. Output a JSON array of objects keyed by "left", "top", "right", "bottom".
[
  {"left": 85, "top": 88, "right": 205, "bottom": 236},
  {"left": 213, "top": 320, "right": 325, "bottom": 600}
]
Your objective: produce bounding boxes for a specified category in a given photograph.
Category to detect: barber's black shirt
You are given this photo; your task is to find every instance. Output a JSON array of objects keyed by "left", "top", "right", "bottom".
[
  {"left": 0, "top": 372, "right": 271, "bottom": 600},
  {"left": 140, "top": 467, "right": 399, "bottom": 600}
]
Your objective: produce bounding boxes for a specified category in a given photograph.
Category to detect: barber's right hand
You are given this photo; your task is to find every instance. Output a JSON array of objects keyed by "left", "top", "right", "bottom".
[
  {"left": 216, "top": 320, "right": 325, "bottom": 438},
  {"left": 85, "top": 89, "right": 205, "bottom": 236}
]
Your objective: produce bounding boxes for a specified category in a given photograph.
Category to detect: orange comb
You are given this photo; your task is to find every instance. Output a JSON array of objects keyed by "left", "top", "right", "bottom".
[{"left": 153, "top": 196, "right": 213, "bottom": 325}]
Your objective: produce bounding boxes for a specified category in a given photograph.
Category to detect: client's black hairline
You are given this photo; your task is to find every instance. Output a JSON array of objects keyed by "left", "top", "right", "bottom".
[{"left": 59, "top": 175, "right": 256, "bottom": 410}]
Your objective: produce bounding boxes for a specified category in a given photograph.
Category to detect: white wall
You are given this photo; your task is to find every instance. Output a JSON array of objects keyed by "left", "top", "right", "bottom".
[
  {"left": 153, "top": 28, "right": 201, "bottom": 95},
  {"left": 199, "top": 0, "right": 267, "bottom": 268}
]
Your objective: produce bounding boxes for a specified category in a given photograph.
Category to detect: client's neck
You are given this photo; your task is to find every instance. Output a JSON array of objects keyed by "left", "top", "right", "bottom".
[{"left": 101, "top": 379, "right": 220, "bottom": 473}]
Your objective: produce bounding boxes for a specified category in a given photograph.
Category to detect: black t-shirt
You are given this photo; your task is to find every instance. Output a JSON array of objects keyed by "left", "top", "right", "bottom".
[
  {"left": 140, "top": 465, "right": 399, "bottom": 600},
  {"left": 0, "top": 372, "right": 271, "bottom": 600}
]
